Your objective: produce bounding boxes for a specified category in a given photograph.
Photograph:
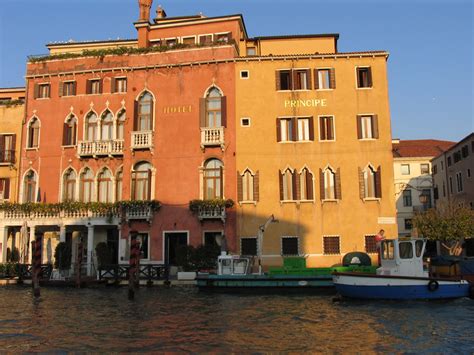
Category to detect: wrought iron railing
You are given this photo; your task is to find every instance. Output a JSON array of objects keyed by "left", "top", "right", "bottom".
[{"left": 98, "top": 264, "right": 168, "bottom": 282}]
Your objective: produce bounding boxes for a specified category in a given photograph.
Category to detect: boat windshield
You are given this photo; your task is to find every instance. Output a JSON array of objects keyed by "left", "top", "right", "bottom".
[
  {"left": 233, "top": 259, "right": 248, "bottom": 275},
  {"left": 415, "top": 240, "right": 424, "bottom": 257},
  {"left": 382, "top": 240, "right": 395, "bottom": 260},
  {"left": 399, "top": 242, "right": 413, "bottom": 259}
]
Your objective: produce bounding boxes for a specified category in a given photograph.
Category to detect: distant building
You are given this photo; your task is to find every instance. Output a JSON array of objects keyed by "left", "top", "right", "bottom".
[
  {"left": 392, "top": 139, "right": 454, "bottom": 237},
  {"left": 432, "top": 133, "right": 474, "bottom": 209}
]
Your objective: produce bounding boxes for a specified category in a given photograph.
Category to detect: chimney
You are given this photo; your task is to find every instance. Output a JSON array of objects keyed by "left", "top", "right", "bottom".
[
  {"left": 156, "top": 5, "right": 167, "bottom": 19},
  {"left": 137, "top": 0, "right": 153, "bottom": 22}
]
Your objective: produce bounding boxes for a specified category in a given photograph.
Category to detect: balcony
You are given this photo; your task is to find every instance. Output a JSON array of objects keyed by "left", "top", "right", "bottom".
[
  {"left": 200, "top": 127, "right": 224, "bottom": 151},
  {"left": 0, "top": 150, "right": 15, "bottom": 165},
  {"left": 131, "top": 131, "right": 153, "bottom": 150},
  {"left": 198, "top": 206, "right": 226, "bottom": 222},
  {"left": 77, "top": 140, "right": 123, "bottom": 157},
  {"left": 125, "top": 205, "right": 153, "bottom": 223}
]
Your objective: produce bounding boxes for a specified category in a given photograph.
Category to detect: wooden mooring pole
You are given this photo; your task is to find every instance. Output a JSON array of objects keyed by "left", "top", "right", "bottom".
[
  {"left": 128, "top": 231, "right": 139, "bottom": 300},
  {"left": 32, "top": 235, "right": 41, "bottom": 297},
  {"left": 75, "top": 237, "right": 83, "bottom": 288}
]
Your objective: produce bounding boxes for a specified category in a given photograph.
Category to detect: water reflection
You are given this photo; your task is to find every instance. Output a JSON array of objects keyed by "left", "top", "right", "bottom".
[{"left": 0, "top": 287, "right": 472, "bottom": 352}]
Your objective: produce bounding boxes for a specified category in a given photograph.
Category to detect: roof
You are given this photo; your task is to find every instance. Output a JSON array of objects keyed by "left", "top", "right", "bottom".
[
  {"left": 47, "top": 39, "right": 137, "bottom": 48},
  {"left": 250, "top": 33, "right": 339, "bottom": 41},
  {"left": 392, "top": 139, "right": 455, "bottom": 158},
  {"left": 432, "top": 132, "right": 474, "bottom": 160}
]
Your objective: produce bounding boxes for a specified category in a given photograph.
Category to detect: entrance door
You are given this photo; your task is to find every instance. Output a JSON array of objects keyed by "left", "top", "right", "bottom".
[
  {"left": 164, "top": 232, "right": 188, "bottom": 266},
  {"left": 106, "top": 229, "right": 119, "bottom": 264}
]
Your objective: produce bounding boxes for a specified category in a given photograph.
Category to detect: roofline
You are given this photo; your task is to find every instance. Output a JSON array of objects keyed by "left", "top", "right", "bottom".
[
  {"left": 46, "top": 39, "right": 137, "bottom": 49},
  {"left": 432, "top": 132, "right": 474, "bottom": 160},
  {"left": 153, "top": 14, "right": 204, "bottom": 23},
  {"left": 0, "top": 87, "right": 26, "bottom": 93},
  {"left": 250, "top": 33, "right": 340, "bottom": 41}
]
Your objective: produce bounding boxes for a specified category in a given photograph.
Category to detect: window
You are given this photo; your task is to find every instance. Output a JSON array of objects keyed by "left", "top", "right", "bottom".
[
  {"left": 165, "top": 38, "right": 177, "bottom": 47},
  {"left": 27, "top": 117, "right": 40, "bottom": 148},
  {"left": 432, "top": 164, "right": 438, "bottom": 175},
  {"left": 136, "top": 233, "right": 149, "bottom": 260},
  {"left": 79, "top": 168, "right": 94, "bottom": 202},
  {"left": 63, "top": 115, "right": 77, "bottom": 146},
  {"left": 449, "top": 176, "right": 453, "bottom": 193},
  {"left": 199, "top": 34, "right": 213, "bottom": 45},
  {"left": 204, "top": 231, "right": 221, "bottom": 247},
  {"left": 382, "top": 240, "right": 395, "bottom": 260},
  {"left": 462, "top": 145, "right": 469, "bottom": 158},
  {"left": 240, "top": 70, "right": 249, "bottom": 79},
  {"left": 356, "top": 67, "right": 372, "bottom": 88},
  {"left": 401, "top": 164, "right": 410, "bottom": 175},
  {"left": 35, "top": 83, "right": 50, "bottom": 99},
  {"left": 241, "top": 118, "right": 250, "bottom": 127},
  {"left": 97, "top": 168, "right": 113, "bottom": 203},
  {"left": 246, "top": 47, "right": 256, "bottom": 56},
  {"left": 62, "top": 169, "right": 76, "bottom": 201},
  {"left": 23, "top": 170, "right": 37, "bottom": 203},
  {"left": 84, "top": 112, "right": 98, "bottom": 141},
  {"left": 203, "top": 159, "right": 223, "bottom": 199},
  {"left": 322, "top": 167, "right": 336, "bottom": 200},
  {"left": 280, "top": 168, "right": 296, "bottom": 201},
  {"left": 116, "top": 110, "right": 126, "bottom": 140},
  {"left": 112, "top": 77, "right": 127, "bottom": 93},
  {"left": 279, "top": 118, "right": 293, "bottom": 142},
  {"left": 101, "top": 110, "right": 114, "bottom": 140},
  {"left": 0, "top": 134, "right": 16, "bottom": 163},
  {"left": 421, "top": 189, "right": 432, "bottom": 208},
  {"left": 402, "top": 189, "right": 412, "bottom": 207},
  {"left": 241, "top": 237, "right": 257, "bottom": 256},
  {"left": 276, "top": 69, "right": 311, "bottom": 90},
  {"left": 204, "top": 88, "right": 223, "bottom": 127},
  {"left": 442, "top": 182, "right": 446, "bottom": 197},
  {"left": 453, "top": 151, "right": 461, "bottom": 163},
  {"left": 357, "top": 115, "right": 379, "bottom": 139},
  {"left": 297, "top": 117, "right": 310, "bottom": 141},
  {"left": 87, "top": 79, "right": 102, "bottom": 95},
  {"left": 135, "top": 91, "right": 153, "bottom": 131},
  {"left": 456, "top": 172, "right": 463, "bottom": 192},
  {"left": 0, "top": 178, "right": 10, "bottom": 200},
  {"left": 323, "top": 236, "right": 340, "bottom": 255},
  {"left": 399, "top": 242, "right": 413, "bottom": 259},
  {"left": 277, "top": 117, "right": 314, "bottom": 142},
  {"left": 360, "top": 165, "right": 381, "bottom": 199},
  {"left": 299, "top": 168, "right": 314, "bottom": 200},
  {"left": 131, "top": 162, "right": 152, "bottom": 201},
  {"left": 238, "top": 169, "right": 257, "bottom": 202},
  {"left": 404, "top": 219, "right": 413, "bottom": 230},
  {"left": 315, "top": 68, "right": 335, "bottom": 89},
  {"left": 434, "top": 186, "right": 439, "bottom": 200},
  {"left": 116, "top": 168, "right": 123, "bottom": 201},
  {"left": 447, "top": 156, "right": 452, "bottom": 166},
  {"left": 182, "top": 36, "right": 195, "bottom": 45},
  {"left": 281, "top": 237, "right": 299, "bottom": 256},
  {"left": 60, "top": 81, "right": 76, "bottom": 97},
  {"left": 468, "top": 169, "right": 471, "bottom": 178},
  {"left": 441, "top": 161, "right": 444, "bottom": 170},
  {"left": 319, "top": 116, "right": 335, "bottom": 141},
  {"left": 216, "top": 33, "right": 231, "bottom": 43},
  {"left": 365, "top": 235, "right": 377, "bottom": 253}
]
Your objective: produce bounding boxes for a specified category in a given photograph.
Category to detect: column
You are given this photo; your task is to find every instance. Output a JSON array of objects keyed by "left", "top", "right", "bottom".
[
  {"left": 86, "top": 225, "right": 94, "bottom": 276},
  {"left": 0, "top": 226, "right": 8, "bottom": 263},
  {"left": 59, "top": 225, "right": 66, "bottom": 243},
  {"left": 29, "top": 226, "right": 36, "bottom": 264}
]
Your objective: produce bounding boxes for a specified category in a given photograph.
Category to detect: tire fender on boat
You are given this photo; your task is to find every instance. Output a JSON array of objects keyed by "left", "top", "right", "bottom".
[{"left": 427, "top": 280, "right": 439, "bottom": 292}]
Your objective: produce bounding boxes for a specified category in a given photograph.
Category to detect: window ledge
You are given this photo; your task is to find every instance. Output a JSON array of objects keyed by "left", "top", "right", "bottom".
[
  {"left": 239, "top": 201, "right": 257, "bottom": 206},
  {"left": 319, "top": 139, "right": 336, "bottom": 143},
  {"left": 62, "top": 145, "right": 76, "bottom": 149},
  {"left": 299, "top": 200, "right": 315, "bottom": 204},
  {"left": 35, "top": 97, "right": 50, "bottom": 100},
  {"left": 363, "top": 197, "right": 381, "bottom": 202},
  {"left": 280, "top": 200, "right": 297, "bottom": 204},
  {"left": 359, "top": 138, "right": 377, "bottom": 141},
  {"left": 316, "top": 88, "right": 334, "bottom": 91},
  {"left": 322, "top": 199, "right": 339, "bottom": 203},
  {"left": 25, "top": 147, "right": 39, "bottom": 151},
  {"left": 356, "top": 87, "right": 373, "bottom": 90}
]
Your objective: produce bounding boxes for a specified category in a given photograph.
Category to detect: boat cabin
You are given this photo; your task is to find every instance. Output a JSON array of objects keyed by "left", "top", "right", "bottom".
[
  {"left": 217, "top": 253, "right": 252, "bottom": 275},
  {"left": 377, "top": 238, "right": 428, "bottom": 278}
]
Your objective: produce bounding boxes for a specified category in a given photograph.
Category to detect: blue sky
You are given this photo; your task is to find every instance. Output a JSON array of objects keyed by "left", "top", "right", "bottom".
[{"left": 0, "top": 0, "right": 472, "bottom": 141}]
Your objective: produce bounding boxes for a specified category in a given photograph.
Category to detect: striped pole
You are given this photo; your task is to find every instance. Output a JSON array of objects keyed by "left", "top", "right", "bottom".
[
  {"left": 75, "top": 236, "right": 83, "bottom": 288},
  {"left": 32, "top": 235, "right": 42, "bottom": 297},
  {"left": 128, "top": 231, "right": 138, "bottom": 300}
]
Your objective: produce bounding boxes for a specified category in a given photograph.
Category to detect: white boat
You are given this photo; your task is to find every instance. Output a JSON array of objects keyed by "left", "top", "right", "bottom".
[{"left": 333, "top": 238, "right": 473, "bottom": 300}]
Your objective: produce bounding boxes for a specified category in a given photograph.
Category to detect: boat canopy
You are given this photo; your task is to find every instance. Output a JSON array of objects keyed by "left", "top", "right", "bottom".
[{"left": 378, "top": 238, "right": 428, "bottom": 278}]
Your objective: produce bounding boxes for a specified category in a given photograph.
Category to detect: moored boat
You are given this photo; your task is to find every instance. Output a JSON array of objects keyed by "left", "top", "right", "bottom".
[{"left": 333, "top": 238, "right": 474, "bottom": 300}]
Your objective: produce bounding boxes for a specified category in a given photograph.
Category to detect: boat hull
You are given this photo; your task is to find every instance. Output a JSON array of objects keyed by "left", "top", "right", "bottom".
[
  {"left": 197, "top": 274, "right": 334, "bottom": 289},
  {"left": 333, "top": 273, "right": 470, "bottom": 300}
]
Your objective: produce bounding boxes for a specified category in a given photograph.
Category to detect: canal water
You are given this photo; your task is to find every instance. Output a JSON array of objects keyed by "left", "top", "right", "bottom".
[{"left": 0, "top": 286, "right": 473, "bottom": 352}]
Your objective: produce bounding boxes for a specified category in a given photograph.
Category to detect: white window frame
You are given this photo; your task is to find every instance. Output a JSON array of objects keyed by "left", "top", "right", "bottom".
[
  {"left": 62, "top": 80, "right": 76, "bottom": 97},
  {"left": 401, "top": 164, "right": 410, "bottom": 175},
  {"left": 359, "top": 114, "right": 375, "bottom": 140},
  {"left": 318, "top": 115, "right": 336, "bottom": 142},
  {"left": 113, "top": 77, "right": 127, "bottom": 94},
  {"left": 198, "top": 33, "right": 214, "bottom": 45},
  {"left": 240, "top": 70, "right": 250, "bottom": 79},
  {"left": 26, "top": 116, "right": 41, "bottom": 150},
  {"left": 316, "top": 67, "right": 333, "bottom": 91},
  {"left": 37, "top": 82, "right": 51, "bottom": 100},
  {"left": 214, "top": 31, "right": 231, "bottom": 43},
  {"left": 355, "top": 66, "right": 373, "bottom": 90},
  {"left": 180, "top": 35, "right": 197, "bottom": 45},
  {"left": 240, "top": 117, "right": 251, "bottom": 127},
  {"left": 322, "top": 166, "right": 337, "bottom": 201}
]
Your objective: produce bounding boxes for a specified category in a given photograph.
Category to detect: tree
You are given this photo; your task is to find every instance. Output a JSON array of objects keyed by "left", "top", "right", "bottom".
[
  {"left": 54, "top": 242, "right": 72, "bottom": 270},
  {"left": 413, "top": 201, "right": 474, "bottom": 255}
]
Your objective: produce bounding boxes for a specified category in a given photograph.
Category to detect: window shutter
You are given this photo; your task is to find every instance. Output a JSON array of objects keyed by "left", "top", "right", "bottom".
[
  {"left": 58, "top": 81, "right": 64, "bottom": 97},
  {"left": 327, "top": 117, "right": 334, "bottom": 140},
  {"left": 149, "top": 99, "right": 155, "bottom": 131},
  {"left": 11, "top": 135, "right": 16, "bottom": 163},
  {"left": 375, "top": 166, "right": 382, "bottom": 198},
  {"left": 279, "top": 170, "right": 283, "bottom": 201},
  {"left": 356, "top": 115, "right": 362, "bottom": 139},
  {"left": 367, "top": 68, "right": 373, "bottom": 87},
  {"left": 111, "top": 78, "right": 116, "bottom": 93},
  {"left": 356, "top": 69, "right": 361, "bottom": 88},
  {"left": 291, "top": 117, "right": 297, "bottom": 141},
  {"left": 306, "top": 171, "right": 314, "bottom": 200},
  {"left": 99, "top": 79, "right": 103, "bottom": 94},
  {"left": 319, "top": 169, "right": 324, "bottom": 200},
  {"left": 253, "top": 171, "right": 259, "bottom": 202},
  {"left": 219, "top": 166, "right": 223, "bottom": 199},
  {"left": 292, "top": 171, "right": 298, "bottom": 200},
  {"left": 309, "top": 116, "right": 314, "bottom": 141},
  {"left": 314, "top": 69, "right": 319, "bottom": 90},
  {"left": 335, "top": 168, "right": 342, "bottom": 200},
  {"left": 291, "top": 70, "right": 297, "bottom": 90},
  {"left": 4, "top": 179, "right": 10, "bottom": 199},
  {"left": 147, "top": 170, "right": 152, "bottom": 200},
  {"left": 329, "top": 68, "right": 336, "bottom": 89},
  {"left": 133, "top": 101, "right": 139, "bottom": 131},
  {"left": 63, "top": 122, "right": 68, "bottom": 145},
  {"left": 372, "top": 114, "right": 379, "bottom": 138},
  {"left": 86, "top": 80, "right": 91, "bottom": 95},
  {"left": 72, "top": 81, "right": 77, "bottom": 96},
  {"left": 276, "top": 118, "right": 281, "bottom": 142},
  {"left": 275, "top": 71, "right": 281, "bottom": 90},
  {"left": 319, "top": 117, "right": 325, "bottom": 140},
  {"left": 237, "top": 171, "right": 243, "bottom": 202},
  {"left": 199, "top": 98, "right": 206, "bottom": 127},
  {"left": 306, "top": 69, "right": 312, "bottom": 90},
  {"left": 34, "top": 84, "right": 39, "bottom": 99},
  {"left": 0, "top": 135, "right": 4, "bottom": 152},
  {"left": 358, "top": 167, "right": 365, "bottom": 199},
  {"left": 72, "top": 121, "right": 77, "bottom": 145},
  {"left": 220, "top": 96, "right": 227, "bottom": 127}
]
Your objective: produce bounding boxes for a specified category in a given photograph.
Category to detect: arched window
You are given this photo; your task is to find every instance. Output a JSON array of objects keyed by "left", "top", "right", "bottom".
[
  {"left": 23, "top": 170, "right": 37, "bottom": 203},
  {"left": 131, "top": 162, "right": 152, "bottom": 200},
  {"left": 363, "top": 166, "right": 376, "bottom": 198},
  {"left": 323, "top": 168, "right": 336, "bottom": 200},
  {"left": 85, "top": 112, "right": 98, "bottom": 142},
  {"left": 280, "top": 168, "right": 295, "bottom": 201},
  {"left": 205, "top": 88, "right": 222, "bottom": 127},
  {"left": 79, "top": 168, "right": 94, "bottom": 202},
  {"left": 63, "top": 168, "right": 76, "bottom": 201},
  {"left": 203, "top": 159, "right": 223, "bottom": 199},
  {"left": 101, "top": 110, "right": 114, "bottom": 141},
  {"left": 97, "top": 168, "right": 113, "bottom": 203},
  {"left": 116, "top": 110, "right": 126, "bottom": 140},
  {"left": 135, "top": 92, "right": 153, "bottom": 131},
  {"left": 116, "top": 168, "right": 123, "bottom": 201},
  {"left": 299, "top": 168, "right": 314, "bottom": 200},
  {"left": 242, "top": 170, "right": 254, "bottom": 201},
  {"left": 63, "top": 115, "right": 77, "bottom": 146},
  {"left": 27, "top": 117, "right": 40, "bottom": 148}
]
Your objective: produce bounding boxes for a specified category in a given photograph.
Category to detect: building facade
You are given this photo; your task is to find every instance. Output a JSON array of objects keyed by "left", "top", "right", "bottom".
[
  {"left": 0, "top": 3, "right": 399, "bottom": 270},
  {"left": 392, "top": 139, "right": 454, "bottom": 237},
  {"left": 432, "top": 133, "right": 474, "bottom": 209}
]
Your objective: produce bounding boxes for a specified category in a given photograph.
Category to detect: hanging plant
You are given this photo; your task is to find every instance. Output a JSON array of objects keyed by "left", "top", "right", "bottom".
[{"left": 189, "top": 199, "right": 234, "bottom": 213}]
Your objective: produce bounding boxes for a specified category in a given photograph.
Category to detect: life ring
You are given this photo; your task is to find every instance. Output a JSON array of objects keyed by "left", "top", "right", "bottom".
[{"left": 428, "top": 280, "right": 439, "bottom": 292}]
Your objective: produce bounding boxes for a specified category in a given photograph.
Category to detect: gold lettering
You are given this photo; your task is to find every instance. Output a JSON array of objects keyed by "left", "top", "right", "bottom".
[
  {"left": 321, "top": 99, "right": 327, "bottom": 107},
  {"left": 290, "top": 100, "right": 297, "bottom": 108}
]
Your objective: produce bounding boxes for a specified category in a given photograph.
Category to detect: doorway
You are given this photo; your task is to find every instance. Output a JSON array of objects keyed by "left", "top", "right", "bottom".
[{"left": 164, "top": 232, "right": 188, "bottom": 266}]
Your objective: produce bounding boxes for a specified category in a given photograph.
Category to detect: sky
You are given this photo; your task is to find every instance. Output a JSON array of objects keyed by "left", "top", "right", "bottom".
[{"left": 0, "top": 0, "right": 472, "bottom": 142}]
